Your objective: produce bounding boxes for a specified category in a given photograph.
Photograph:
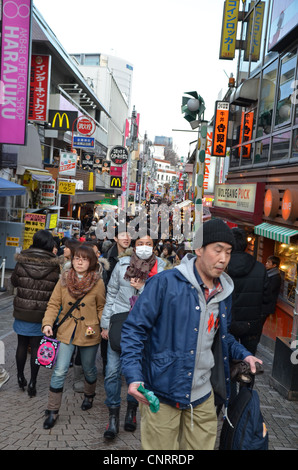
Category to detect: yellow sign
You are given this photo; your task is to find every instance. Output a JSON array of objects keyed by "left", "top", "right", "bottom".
[
  {"left": 219, "top": 0, "right": 240, "bottom": 60},
  {"left": 244, "top": 1, "right": 265, "bottom": 62},
  {"left": 58, "top": 181, "right": 76, "bottom": 195},
  {"left": 23, "top": 213, "right": 46, "bottom": 250},
  {"left": 110, "top": 177, "right": 122, "bottom": 188},
  {"left": 6, "top": 237, "right": 20, "bottom": 247},
  {"left": 48, "top": 213, "right": 58, "bottom": 230}
]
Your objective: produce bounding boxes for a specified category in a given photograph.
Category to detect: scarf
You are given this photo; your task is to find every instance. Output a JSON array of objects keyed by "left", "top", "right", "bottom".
[
  {"left": 66, "top": 267, "right": 100, "bottom": 298},
  {"left": 124, "top": 251, "right": 157, "bottom": 282}
]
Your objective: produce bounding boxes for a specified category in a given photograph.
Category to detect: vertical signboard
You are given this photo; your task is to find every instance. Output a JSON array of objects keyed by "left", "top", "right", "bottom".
[
  {"left": 0, "top": 0, "right": 32, "bottom": 144},
  {"left": 239, "top": 111, "right": 254, "bottom": 158},
  {"left": 28, "top": 54, "right": 51, "bottom": 121},
  {"left": 204, "top": 128, "right": 217, "bottom": 194},
  {"left": 244, "top": 1, "right": 265, "bottom": 62},
  {"left": 219, "top": 0, "right": 240, "bottom": 59},
  {"left": 211, "top": 101, "right": 230, "bottom": 157}
]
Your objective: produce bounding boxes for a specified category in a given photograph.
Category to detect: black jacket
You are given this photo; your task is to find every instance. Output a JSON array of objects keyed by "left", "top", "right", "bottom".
[
  {"left": 103, "top": 243, "right": 119, "bottom": 286},
  {"left": 227, "top": 251, "right": 272, "bottom": 338},
  {"left": 267, "top": 267, "right": 281, "bottom": 314}
]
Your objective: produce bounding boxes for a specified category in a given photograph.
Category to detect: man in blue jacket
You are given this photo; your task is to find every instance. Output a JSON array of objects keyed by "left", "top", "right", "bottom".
[{"left": 120, "top": 218, "right": 263, "bottom": 450}]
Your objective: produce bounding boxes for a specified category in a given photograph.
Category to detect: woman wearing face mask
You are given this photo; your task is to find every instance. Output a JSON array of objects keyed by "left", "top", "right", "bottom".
[{"left": 101, "top": 231, "right": 166, "bottom": 441}]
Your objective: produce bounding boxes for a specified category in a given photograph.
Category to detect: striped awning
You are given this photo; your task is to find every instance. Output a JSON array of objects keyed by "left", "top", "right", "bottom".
[{"left": 254, "top": 222, "right": 298, "bottom": 244}]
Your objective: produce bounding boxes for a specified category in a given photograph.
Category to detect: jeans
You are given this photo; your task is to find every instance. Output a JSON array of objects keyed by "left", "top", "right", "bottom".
[
  {"left": 104, "top": 341, "right": 137, "bottom": 407},
  {"left": 50, "top": 340, "right": 99, "bottom": 390}
]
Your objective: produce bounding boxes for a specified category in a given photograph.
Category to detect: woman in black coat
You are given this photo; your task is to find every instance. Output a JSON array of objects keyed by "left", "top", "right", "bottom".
[{"left": 11, "top": 230, "right": 60, "bottom": 397}]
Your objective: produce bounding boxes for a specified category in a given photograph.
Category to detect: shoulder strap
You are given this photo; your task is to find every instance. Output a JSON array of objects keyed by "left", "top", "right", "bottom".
[{"left": 54, "top": 294, "right": 86, "bottom": 333}]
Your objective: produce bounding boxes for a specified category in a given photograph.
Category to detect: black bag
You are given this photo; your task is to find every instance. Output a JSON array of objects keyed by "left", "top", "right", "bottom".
[
  {"left": 109, "top": 311, "right": 129, "bottom": 353},
  {"left": 219, "top": 386, "right": 269, "bottom": 450},
  {"left": 52, "top": 295, "right": 86, "bottom": 338}
]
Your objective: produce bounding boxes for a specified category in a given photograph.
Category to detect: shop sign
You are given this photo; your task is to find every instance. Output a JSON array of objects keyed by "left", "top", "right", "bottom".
[
  {"left": 239, "top": 111, "right": 254, "bottom": 158},
  {"left": 28, "top": 54, "right": 51, "bottom": 122},
  {"left": 23, "top": 213, "right": 46, "bottom": 250},
  {"left": 214, "top": 183, "right": 257, "bottom": 213},
  {"left": 58, "top": 181, "right": 76, "bottom": 195},
  {"left": 264, "top": 188, "right": 279, "bottom": 218},
  {"left": 73, "top": 136, "right": 95, "bottom": 148},
  {"left": 219, "top": 0, "right": 240, "bottom": 60},
  {"left": 59, "top": 151, "right": 77, "bottom": 176},
  {"left": 110, "top": 146, "right": 129, "bottom": 165},
  {"left": 0, "top": 0, "right": 32, "bottom": 145},
  {"left": 211, "top": 101, "right": 230, "bottom": 157},
  {"left": 110, "top": 177, "right": 122, "bottom": 188},
  {"left": 48, "top": 110, "right": 78, "bottom": 131},
  {"left": 203, "top": 128, "right": 217, "bottom": 194},
  {"left": 281, "top": 188, "right": 298, "bottom": 221},
  {"left": 244, "top": 1, "right": 265, "bottom": 62},
  {"left": 40, "top": 181, "right": 56, "bottom": 206},
  {"left": 77, "top": 116, "right": 95, "bottom": 136}
]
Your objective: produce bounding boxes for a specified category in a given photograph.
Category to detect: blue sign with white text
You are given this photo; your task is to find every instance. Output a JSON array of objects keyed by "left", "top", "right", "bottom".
[{"left": 73, "top": 136, "right": 95, "bottom": 148}]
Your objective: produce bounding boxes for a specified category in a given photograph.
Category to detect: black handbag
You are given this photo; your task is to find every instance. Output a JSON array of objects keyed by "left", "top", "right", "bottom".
[{"left": 109, "top": 311, "right": 129, "bottom": 353}]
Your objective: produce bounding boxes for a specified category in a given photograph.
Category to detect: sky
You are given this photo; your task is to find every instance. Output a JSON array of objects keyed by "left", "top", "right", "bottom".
[{"left": 33, "top": 0, "right": 237, "bottom": 158}]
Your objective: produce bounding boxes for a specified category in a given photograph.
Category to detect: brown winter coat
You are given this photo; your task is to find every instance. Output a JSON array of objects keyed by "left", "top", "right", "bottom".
[
  {"left": 42, "top": 273, "right": 106, "bottom": 347},
  {"left": 11, "top": 248, "right": 61, "bottom": 323}
]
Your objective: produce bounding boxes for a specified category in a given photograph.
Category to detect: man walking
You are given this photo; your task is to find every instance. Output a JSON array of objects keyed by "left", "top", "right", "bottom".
[{"left": 120, "top": 218, "right": 262, "bottom": 450}]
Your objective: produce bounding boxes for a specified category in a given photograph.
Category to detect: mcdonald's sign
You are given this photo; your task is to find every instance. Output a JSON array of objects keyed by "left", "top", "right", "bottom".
[
  {"left": 48, "top": 110, "right": 78, "bottom": 131},
  {"left": 110, "top": 177, "right": 122, "bottom": 188}
]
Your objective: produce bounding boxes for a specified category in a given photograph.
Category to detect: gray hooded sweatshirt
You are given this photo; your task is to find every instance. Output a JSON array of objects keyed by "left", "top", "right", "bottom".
[{"left": 175, "top": 254, "right": 234, "bottom": 403}]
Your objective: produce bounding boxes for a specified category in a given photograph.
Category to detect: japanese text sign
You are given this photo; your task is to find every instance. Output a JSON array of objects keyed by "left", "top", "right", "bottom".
[
  {"left": 239, "top": 111, "right": 254, "bottom": 158},
  {"left": 244, "top": 1, "right": 265, "bottom": 62},
  {"left": 219, "top": 0, "right": 240, "bottom": 60},
  {"left": 211, "top": 101, "right": 230, "bottom": 157},
  {"left": 28, "top": 55, "right": 51, "bottom": 122},
  {"left": 0, "top": 0, "right": 32, "bottom": 144}
]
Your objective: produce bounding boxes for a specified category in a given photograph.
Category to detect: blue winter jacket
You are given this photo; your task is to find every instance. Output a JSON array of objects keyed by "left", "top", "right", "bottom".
[{"left": 120, "top": 255, "right": 251, "bottom": 408}]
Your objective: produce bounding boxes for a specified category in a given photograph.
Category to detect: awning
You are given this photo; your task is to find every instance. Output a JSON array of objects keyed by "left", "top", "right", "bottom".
[
  {"left": 25, "top": 169, "right": 53, "bottom": 182},
  {"left": 0, "top": 177, "right": 26, "bottom": 197},
  {"left": 71, "top": 191, "right": 105, "bottom": 204},
  {"left": 254, "top": 222, "right": 298, "bottom": 244}
]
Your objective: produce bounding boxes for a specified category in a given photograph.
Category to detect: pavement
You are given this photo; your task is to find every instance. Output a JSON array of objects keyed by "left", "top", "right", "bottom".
[{"left": 0, "top": 293, "right": 298, "bottom": 452}]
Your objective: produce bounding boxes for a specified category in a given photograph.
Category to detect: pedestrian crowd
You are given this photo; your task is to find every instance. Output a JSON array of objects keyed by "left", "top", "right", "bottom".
[{"left": 0, "top": 205, "right": 280, "bottom": 451}]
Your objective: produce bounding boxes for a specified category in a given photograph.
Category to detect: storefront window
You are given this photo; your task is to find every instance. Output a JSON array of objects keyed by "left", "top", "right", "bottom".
[
  {"left": 275, "top": 241, "right": 298, "bottom": 306},
  {"left": 271, "top": 131, "right": 291, "bottom": 161},
  {"left": 254, "top": 137, "right": 270, "bottom": 163},
  {"left": 275, "top": 50, "right": 297, "bottom": 127},
  {"left": 257, "top": 60, "right": 278, "bottom": 138},
  {"left": 291, "top": 128, "right": 298, "bottom": 159}
]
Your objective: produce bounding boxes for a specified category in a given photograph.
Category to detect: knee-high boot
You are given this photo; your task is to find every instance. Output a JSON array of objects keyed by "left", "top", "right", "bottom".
[
  {"left": 43, "top": 388, "right": 63, "bottom": 429},
  {"left": 81, "top": 379, "right": 96, "bottom": 411}
]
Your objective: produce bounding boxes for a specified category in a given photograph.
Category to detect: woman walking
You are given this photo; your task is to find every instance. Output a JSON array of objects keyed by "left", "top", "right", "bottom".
[
  {"left": 11, "top": 230, "right": 60, "bottom": 397},
  {"left": 42, "top": 244, "right": 105, "bottom": 429}
]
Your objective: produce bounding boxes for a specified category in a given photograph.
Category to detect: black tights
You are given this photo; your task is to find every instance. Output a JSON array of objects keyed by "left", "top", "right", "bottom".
[{"left": 16, "top": 335, "right": 42, "bottom": 383}]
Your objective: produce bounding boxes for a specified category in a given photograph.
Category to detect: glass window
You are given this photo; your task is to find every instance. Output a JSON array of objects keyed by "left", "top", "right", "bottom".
[
  {"left": 84, "top": 55, "right": 100, "bottom": 66},
  {"left": 292, "top": 128, "right": 298, "bottom": 159},
  {"left": 275, "top": 50, "right": 297, "bottom": 126},
  {"left": 271, "top": 131, "right": 291, "bottom": 161},
  {"left": 254, "top": 137, "right": 270, "bottom": 163},
  {"left": 257, "top": 60, "right": 278, "bottom": 137},
  {"left": 275, "top": 241, "right": 298, "bottom": 306}
]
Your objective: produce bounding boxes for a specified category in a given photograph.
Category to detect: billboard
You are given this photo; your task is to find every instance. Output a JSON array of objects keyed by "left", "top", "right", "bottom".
[
  {"left": 268, "top": 0, "right": 298, "bottom": 52},
  {"left": 0, "top": 0, "right": 32, "bottom": 145},
  {"left": 211, "top": 101, "right": 230, "bottom": 157},
  {"left": 28, "top": 54, "right": 51, "bottom": 121},
  {"left": 219, "top": 0, "right": 240, "bottom": 60}
]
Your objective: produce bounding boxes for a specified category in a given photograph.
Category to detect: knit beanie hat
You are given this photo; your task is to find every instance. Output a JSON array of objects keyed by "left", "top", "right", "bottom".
[{"left": 193, "top": 218, "right": 235, "bottom": 250}]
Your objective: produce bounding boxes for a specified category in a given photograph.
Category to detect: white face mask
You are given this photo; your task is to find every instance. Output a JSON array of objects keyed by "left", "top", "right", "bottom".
[{"left": 135, "top": 246, "right": 153, "bottom": 260}]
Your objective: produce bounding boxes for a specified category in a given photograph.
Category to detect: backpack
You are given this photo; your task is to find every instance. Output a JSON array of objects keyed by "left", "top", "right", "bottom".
[{"left": 219, "top": 386, "right": 269, "bottom": 450}]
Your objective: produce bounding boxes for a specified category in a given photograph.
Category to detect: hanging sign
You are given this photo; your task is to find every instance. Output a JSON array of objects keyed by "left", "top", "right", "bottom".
[
  {"left": 211, "top": 101, "right": 230, "bottom": 157},
  {"left": 110, "top": 146, "right": 129, "bottom": 165}
]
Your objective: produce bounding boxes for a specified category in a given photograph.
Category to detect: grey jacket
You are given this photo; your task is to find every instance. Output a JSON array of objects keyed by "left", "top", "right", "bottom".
[{"left": 101, "top": 248, "right": 166, "bottom": 330}]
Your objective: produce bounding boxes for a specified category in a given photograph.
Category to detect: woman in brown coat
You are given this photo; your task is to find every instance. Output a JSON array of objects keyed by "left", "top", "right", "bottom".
[{"left": 42, "top": 244, "right": 106, "bottom": 429}]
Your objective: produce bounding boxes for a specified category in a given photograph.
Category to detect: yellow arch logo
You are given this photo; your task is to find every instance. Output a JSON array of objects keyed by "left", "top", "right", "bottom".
[
  {"left": 110, "top": 177, "right": 122, "bottom": 187},
  {"left": 52, "top": 112, "right": 70, "bottom": 129}
]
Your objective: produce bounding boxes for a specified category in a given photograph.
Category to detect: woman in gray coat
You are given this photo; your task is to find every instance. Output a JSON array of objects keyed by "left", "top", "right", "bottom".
[
  {"left": 101, "top": 233, "right": 166, "bottom": 441},
  {"left": 11, "top": 230, "right": 60, "bottom": 397}
]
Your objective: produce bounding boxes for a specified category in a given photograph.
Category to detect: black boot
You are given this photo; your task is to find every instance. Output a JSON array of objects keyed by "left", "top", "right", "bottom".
[
  {"left": 43, "top": 410, "right": 59, "bottom": 429},
  {"left": 104, "top": 407, "right": 120, "bottom": 440},
  {"left": 28, "top": 381, "right": 36, "bottom": 398},
  {"left": 124, "top": 402, "right": 138, "bottom": 432},
  {"left": 81, "top": 393, "right": 95, "bottom": 411}
]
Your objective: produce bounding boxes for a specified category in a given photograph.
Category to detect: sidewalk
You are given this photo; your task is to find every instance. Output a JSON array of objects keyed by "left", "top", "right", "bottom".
[{"left": 0, "top": 295, "right": 297, "bottom": 451}]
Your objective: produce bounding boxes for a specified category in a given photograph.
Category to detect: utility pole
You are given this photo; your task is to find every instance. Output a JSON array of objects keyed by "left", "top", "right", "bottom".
[{"left": 125, "top": 106, "right": 138, "bottom": 212}]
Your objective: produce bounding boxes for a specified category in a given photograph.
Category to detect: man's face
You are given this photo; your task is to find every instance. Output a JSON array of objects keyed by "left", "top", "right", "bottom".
[
  {"left": 265, "top": 259, "right": 274, "bottom": 270},
  {"left": 115, "top": 232, "right": 131, "bottom": 250},
  {"left": 195, "top": 242, "right": 232, "bottom": 282},
  {"left": 135, "top": 235, "right": 154, "bottom": 248}
]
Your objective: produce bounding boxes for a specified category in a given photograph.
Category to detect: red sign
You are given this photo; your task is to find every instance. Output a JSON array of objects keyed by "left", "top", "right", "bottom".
[
  {"left": 239, "top": 111, "right": 254, "bottom": 158},
  {"left": 211, "top": 101, "right": 230, "bottom": 157},
  {"left": 29, "top": 55, "right": 50, "bottom": 122},
  {"left": 110, "top": 166, "right": 122, "bottom": 177},
  {"left": 77, "top": 117, "right": 95, "bottom": 136}
]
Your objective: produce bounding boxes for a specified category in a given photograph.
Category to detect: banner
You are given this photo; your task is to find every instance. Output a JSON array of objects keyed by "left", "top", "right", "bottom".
[
  {"left": 28, "top": 54, "right": 51, "bottom": 121},
  {"left": 211, "top": 101, "right": 230, "bottom": 157},
  {"left": 0, "top": 0, "right": 32, "bottom": 144},
  {"left": 219, "top": 0, "right": 240, "bottom": 59}
]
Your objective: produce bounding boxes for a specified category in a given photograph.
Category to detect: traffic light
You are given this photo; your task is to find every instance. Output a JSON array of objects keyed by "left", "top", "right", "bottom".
[{"left": 181, "top": 91, "right": 205, "bottom": 129}]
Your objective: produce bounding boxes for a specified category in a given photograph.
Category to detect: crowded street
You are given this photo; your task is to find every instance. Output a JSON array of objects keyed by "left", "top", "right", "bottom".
[{"left": 1, "top": 0, "right": 298, "bottom": 454}]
